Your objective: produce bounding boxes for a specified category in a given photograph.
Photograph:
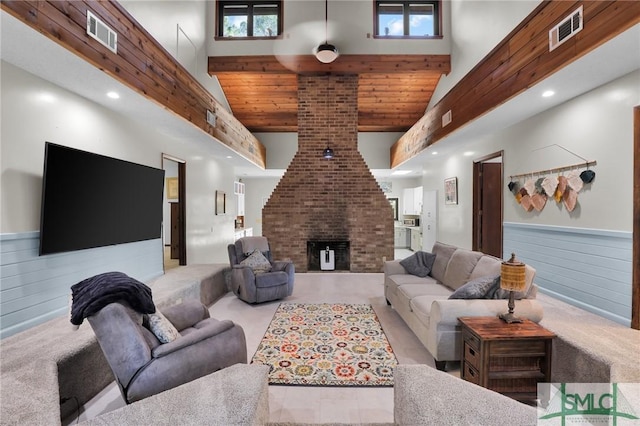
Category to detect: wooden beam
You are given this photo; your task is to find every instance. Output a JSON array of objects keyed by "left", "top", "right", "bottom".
[
  {"left": 209, "top": 54, "right": 451, "bottom": 75},
  {"left": 1, "top": 0, "right": 266, "bottom": 169},
  {"left": 391, "top": 0, "right": 640, "bottom": 168}
]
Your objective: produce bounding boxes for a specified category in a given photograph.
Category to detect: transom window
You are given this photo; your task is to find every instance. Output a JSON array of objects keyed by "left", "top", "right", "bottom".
[
  {"left": 375, "top": 1, "right": 440, "bottom": 38},
  {"left": 217, "top": 1, "right": 282, "bottom": 38}
]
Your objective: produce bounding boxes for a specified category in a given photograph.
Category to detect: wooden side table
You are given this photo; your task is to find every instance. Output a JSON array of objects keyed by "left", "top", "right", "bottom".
[{"left": 459, "top": 316, "right": 555, "bottom": 403}]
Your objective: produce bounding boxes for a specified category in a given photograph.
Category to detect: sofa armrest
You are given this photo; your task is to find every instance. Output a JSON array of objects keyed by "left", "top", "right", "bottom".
[
  {"left": 383, "top": 260, "right": 406, "bottom": 276},
  {"left": 152, "top": 319, "right": 235, "bottom": 358},
  {"left": 430, "top": 299, "right": 544, "bottom": 327},
  {"left": 161, "top": 300, "right": 210, "bottom": 331}
]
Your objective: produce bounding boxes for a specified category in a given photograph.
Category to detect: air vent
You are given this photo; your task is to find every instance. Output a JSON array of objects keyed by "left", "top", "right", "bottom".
[
  {"left": 549, "top": 6, "right": 583, "bottom": 52},
  {"left": 206, "top": 110, "right": 217, "bottom": 127},
  {"left": 441, "top": 110, "right": 452, "bottom": 127},
  {"left": 86, "top": 11, "right": 117, "bottom": 54}
]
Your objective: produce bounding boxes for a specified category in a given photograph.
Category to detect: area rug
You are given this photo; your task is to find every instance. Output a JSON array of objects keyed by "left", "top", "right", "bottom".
[{"left": 251, "top": 303, "right": 398, "bottom": 386}]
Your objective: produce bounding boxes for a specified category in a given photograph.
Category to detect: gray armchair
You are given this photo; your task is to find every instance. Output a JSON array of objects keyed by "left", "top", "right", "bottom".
[
  {"left": 87, "top": 299, "right": 247, "bottom": 404},
  {"left": 227, "top": 236, "right": 294, "bottom": 304}
]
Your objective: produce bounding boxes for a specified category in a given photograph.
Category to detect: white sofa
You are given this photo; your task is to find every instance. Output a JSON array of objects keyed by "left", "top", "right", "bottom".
[{"left": 384, "top": 241, "right": 544, "bottom": 370}]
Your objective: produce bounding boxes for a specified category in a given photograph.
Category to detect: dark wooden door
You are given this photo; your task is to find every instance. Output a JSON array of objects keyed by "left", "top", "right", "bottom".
[
  {"left": 473, "top": 154, "right": 503, "bottom": 258},
  {"left": 170, "top": 202, "right": 179, "bottom": 259},
  {"left": 480, "top": 162, "right": 502, "bottom": 257}
]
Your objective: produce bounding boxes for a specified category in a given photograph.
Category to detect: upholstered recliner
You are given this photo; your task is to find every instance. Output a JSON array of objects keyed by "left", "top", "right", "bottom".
[
  {"left": 227, "top": 236, "right": 294, "bottom": 304},
  {"left": 87, "top": 299, "right": 247, "bottom": 404}
]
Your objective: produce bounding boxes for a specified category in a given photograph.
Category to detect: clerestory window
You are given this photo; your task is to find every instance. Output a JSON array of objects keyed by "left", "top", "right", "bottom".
[
  {"left": 375, "top": 1, "right": 441, "bottom": 38},
  {"left": 217, "top": 0, "right": 282, "bottom": 39}
]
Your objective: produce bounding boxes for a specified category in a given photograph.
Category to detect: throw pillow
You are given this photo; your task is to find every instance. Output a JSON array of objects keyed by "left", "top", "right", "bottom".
[
  {"left": 448, "top": 275, "right": 499, "bottom": 299},
  {"left": 240, "top": 249, "right": 272, "bottom": 273},
  {"left": 148, "top": 311, "right": 180, "bottom": 344},
  {"left": 400, "top": 251, "right": 437, "bottom": 277}
]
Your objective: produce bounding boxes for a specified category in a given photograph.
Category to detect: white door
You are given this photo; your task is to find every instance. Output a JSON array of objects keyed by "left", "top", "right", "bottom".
[{"left": 422, "top": 190, "right": 437, "bottom": 251}]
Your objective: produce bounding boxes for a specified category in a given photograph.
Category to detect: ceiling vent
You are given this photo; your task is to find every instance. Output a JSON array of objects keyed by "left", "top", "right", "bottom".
[
  {"left": 86, "top": 11, "right": 117, "bottom": 54},
  {"left": 549, "top": 6, "right": 583, "bottom": 52}
]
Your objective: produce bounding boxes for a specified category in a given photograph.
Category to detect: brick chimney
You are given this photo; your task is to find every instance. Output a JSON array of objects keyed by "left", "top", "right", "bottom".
[{"left": 262, "top": 75, "right": 394, "bottom": 272}]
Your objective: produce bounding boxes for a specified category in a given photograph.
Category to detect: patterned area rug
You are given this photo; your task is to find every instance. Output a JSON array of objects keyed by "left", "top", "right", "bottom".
[{"left": 251, "top": 303, "right": 398, "bottom": 386}]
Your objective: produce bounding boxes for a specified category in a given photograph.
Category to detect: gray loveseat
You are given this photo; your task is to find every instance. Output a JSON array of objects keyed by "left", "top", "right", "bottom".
[{"left": 384, "top": 241, "right": 543, "bottom": 370}]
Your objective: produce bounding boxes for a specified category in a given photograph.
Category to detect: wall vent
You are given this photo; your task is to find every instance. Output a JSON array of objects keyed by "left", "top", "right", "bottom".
[
  {"left": 441, "top": 110, "right": 452, "bottom": 127},
  {"left": 549, "top": 6, "right": 583, "bottom": 52},
  {"left": 86, "top": 11, "right": 117, "bottom": 54}
]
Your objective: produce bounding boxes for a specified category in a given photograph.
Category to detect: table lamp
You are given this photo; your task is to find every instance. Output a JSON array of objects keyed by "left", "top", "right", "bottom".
[{"left": 499, "top": 253, "right": 527, "bottom": 323}]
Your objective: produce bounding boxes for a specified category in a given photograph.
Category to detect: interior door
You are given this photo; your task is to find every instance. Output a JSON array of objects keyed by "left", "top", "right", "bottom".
[{"left": 473, "top": 152, "right": 503, "bottom": 258}]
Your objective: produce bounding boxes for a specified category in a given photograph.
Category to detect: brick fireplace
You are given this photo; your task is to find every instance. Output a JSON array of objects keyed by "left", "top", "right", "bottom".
[{"left": 262, "top": 75, "right": 394, "bottom": 272}]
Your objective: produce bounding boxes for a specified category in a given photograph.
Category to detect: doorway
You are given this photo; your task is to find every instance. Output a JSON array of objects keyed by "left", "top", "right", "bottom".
[
  {"left": 472, "top": 151, "right": 503, "bottom": 258},
  {"left": 162, "top": 154, "right": 186, "bottom": 268}
]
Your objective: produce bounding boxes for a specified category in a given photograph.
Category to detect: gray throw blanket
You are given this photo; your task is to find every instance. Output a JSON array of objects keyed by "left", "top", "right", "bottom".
[{"left": 70, "top": 271, "right": 155, "bottom": 325}]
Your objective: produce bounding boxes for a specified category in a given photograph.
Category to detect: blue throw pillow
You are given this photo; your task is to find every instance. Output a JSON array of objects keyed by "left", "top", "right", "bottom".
[
  {"left": 449, "top": 275, "right": 499, "bottom": 299},
  {"left": 400, "top": 251, "right": 437, "bottom": 277}
]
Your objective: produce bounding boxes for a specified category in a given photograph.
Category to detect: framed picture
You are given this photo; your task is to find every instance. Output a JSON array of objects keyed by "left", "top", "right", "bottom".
[
  {"left": 215, "top": 190, "right": 226, "bottom": 215},
  {"left": 388, "top": 197, "right": 399, "bottom": 220},
  {"left": 379, "top": 181, "right": 392, "bottom": 193},
  {"left": 444, "top": 177, "right": 458, "bottom": 205},
  {"left": 166, "top": 177, "right": 178, "bottom": 199}
]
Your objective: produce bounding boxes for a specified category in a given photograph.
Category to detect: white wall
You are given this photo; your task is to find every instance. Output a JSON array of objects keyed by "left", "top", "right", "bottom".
[
  {"left": 429, "top": 0, "right": 541, "bottom": 108},
  {"left": 0, "top": 60, "right": 236, "bottom": 264},
  {"left": 421, "top": 70, "right": 639, "bottom": 249},
  {"left": 207, "top": 0, "right": 451, "bottom": 57}
]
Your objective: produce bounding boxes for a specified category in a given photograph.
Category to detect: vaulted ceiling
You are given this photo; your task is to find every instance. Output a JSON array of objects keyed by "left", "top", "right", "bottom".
[{"left": 208, "top": 54, "right": 450, "bottom": 133}]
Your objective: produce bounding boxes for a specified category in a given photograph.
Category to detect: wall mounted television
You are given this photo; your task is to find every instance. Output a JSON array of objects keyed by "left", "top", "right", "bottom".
[{"left": 39, "top": 142, "right": 165, "bottom": 255}]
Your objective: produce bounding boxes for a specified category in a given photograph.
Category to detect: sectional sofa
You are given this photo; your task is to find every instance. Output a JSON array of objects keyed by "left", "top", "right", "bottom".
[{"left": 384, "top": 241, "right": 544, "bottom": 369}]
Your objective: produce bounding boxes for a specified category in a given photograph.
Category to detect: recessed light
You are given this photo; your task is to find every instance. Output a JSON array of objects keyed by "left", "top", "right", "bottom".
[
  {"left": 431, "top": 151, "right": 438, "bottom": 155},
  {"left": 391, "top": 170, "right": 412, "bottom": 176},
  {"left": 463, "top": 151, "right": 474, "bottom": 156},
  {"left": 542, "top": 90, "right": 555, "bottom": 98},
  {"left": 226, "top": 156, "right": 233, "bottom": 159},
  {"left": 106, "top": 91, "right": 120, "bottom": 99}
]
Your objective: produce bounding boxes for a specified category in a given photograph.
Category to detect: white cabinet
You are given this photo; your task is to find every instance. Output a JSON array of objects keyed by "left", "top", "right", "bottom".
[
  {"left": 234, "top": 181, "right": 245, "bottom": 216},
  {"left": 410, "top": 228, "right": 422, "bottom": 251},
  {"left": 394, "top": 227, "right": 409, "bottom": 248},
  {"left": 403, "top": 186, "right": 423, "bottom": 215},
  {"left": 413, "top": 186, "right": 423, "bottom": 215}
]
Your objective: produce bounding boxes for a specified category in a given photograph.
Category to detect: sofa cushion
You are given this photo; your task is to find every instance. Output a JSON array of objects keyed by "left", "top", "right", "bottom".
[
  {"left": 400, "top": 251, "right": 437, "bottom": 277},
  {"left": 389, "top": 274, "right": 439, "bottom": 286},
  {"left": 468, "top": 255, "right": 502, "bottom": 281},
  {"left": 442, "top": 250, "right": 484, "bottom": 291},
  {"left": 448, "top": 275, "right": 499, "bottom": 299},
  {"left": 398, "top": 284, "right": 453, "bottom": 301},
  {"left": 430, "top": 242, "right": 457, "bottom": 283}
]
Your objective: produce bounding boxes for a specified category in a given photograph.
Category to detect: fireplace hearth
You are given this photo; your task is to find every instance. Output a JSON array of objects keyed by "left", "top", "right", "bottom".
[{"left": 307, "top": 240, "right": 350, "bottom": 271}]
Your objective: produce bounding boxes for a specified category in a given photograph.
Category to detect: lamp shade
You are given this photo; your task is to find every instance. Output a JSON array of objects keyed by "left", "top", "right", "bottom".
[
  {"left": 323, "top": 147, "right": 334, "bottom": 159},
  {"left": 500, "top": 253, "right": 526, "bottom": 292},
  {"left": 315, "top": 43, "right": 339, "bottom": 63}
]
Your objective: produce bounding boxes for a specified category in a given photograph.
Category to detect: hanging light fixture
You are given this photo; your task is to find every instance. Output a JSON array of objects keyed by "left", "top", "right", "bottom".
[
  {"left": 323, "top": 146, "right": 334, "bottom": 159},
  {"left": 315, "top": 0, "right": 339, "bottom": 63}
]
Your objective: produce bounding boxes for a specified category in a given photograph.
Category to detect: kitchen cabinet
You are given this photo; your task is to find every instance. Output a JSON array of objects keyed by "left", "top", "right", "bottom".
[
  {"left": 234, "top": 227, "right": 253, "bottom": 241},
  {"left": 394, "top": 227, "right": 409, "bottom": 248},
  {"left": 403, "top": 186, "right": 423, "bottom": 215},
  {"left": 410, "top": 228, "right": 422, "bottom": 251},
  {"left": 234, "top": 181, "right": 245, "bottom": 216}
]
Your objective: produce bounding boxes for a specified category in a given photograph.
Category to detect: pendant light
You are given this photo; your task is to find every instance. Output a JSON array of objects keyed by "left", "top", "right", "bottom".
[
  {"left": 315, "top": 0, "right": 339, "bottom": 63},
  {"left": 323, "top": 146, "right": 334, "bottom": 159}
]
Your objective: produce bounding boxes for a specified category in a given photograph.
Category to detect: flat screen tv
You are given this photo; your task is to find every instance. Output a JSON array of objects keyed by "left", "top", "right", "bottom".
[{"left": 39, "top": 142, "right": 165, "bottom": 255}]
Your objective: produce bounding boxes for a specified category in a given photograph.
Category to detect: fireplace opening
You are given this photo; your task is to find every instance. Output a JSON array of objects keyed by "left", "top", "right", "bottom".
[{"left": 307, "top": 240, "right": 350, "bottom": 271}]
